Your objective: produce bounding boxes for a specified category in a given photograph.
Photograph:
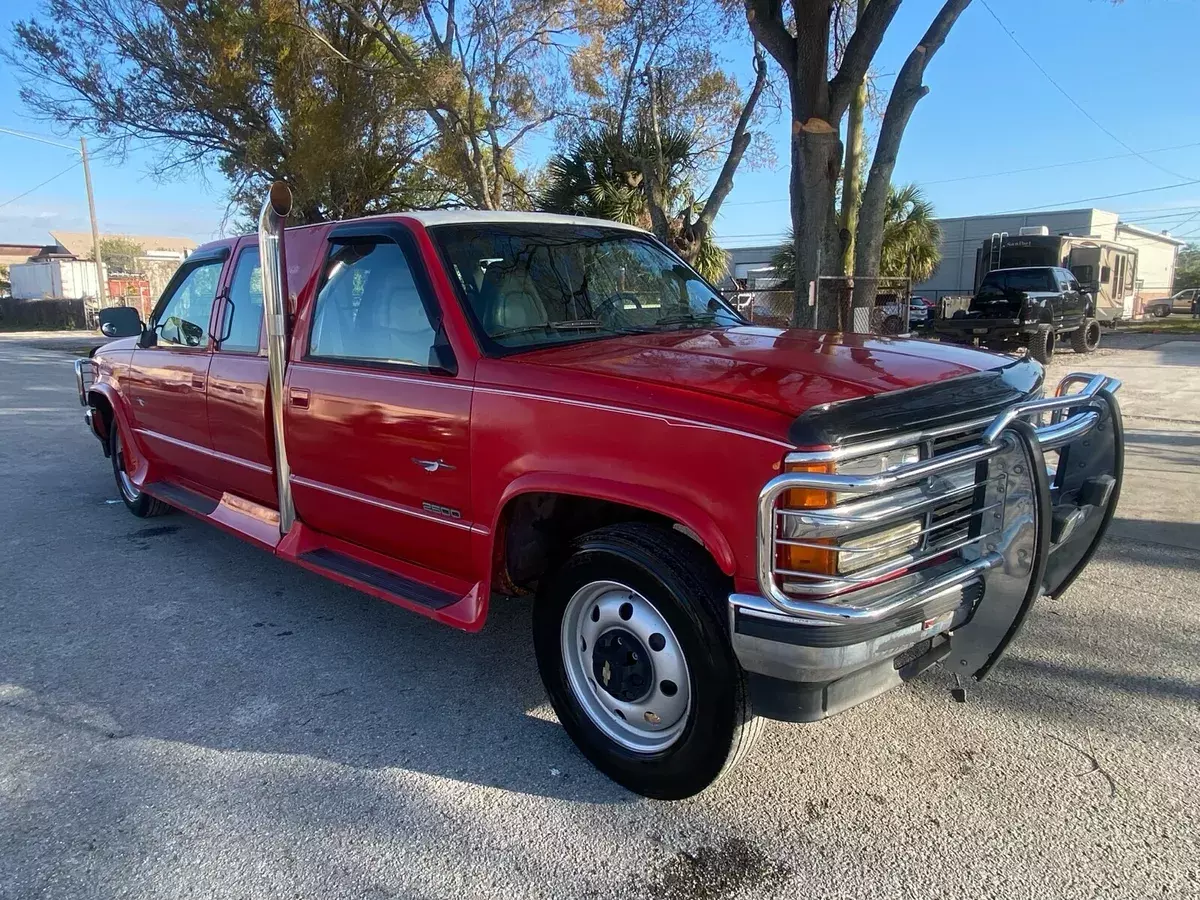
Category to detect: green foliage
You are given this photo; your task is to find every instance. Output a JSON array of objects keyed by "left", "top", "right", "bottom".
[
  {"left": 9, "top": 0, "right": 446, "bottom": 224},
  {"left": 879, "top": 183, "right": 941, "bottom": 282},
  {"left": 88, "top": 236, "right": 144, "bottom": 273},
  {"left": 1173, "top": 243, "right": 1200, "bottom": 291},
  {"left": 539, "top": 127, "right": 728, "bottom": 282},
  {"left": 772, "top": 183, "right": 941, "bottom": 285}
]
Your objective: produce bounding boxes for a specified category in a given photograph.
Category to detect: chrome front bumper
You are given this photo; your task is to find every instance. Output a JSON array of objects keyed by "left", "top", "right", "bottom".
[
  {"left": 730, "top": 372, "right": 1124, "bottom": 719},
  {"left": 74, "top": 357, "right": 93, "bottom": 406}
]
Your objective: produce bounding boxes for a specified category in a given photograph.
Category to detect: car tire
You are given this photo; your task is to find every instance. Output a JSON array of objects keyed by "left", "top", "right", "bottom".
[
  {"left": 1154, "top": 305, "right": 1171, "bottom": 318},
  {"left": 110, "top": 421, "right": 171, "bottom": 518},
  {"left": 1071, "top": 317, "right": 1101, "bottom": 354},
  {"left": 1027, "top": 325, "right": 1055, "bottom": 365},
  {"left": 533, "top": 523, "right": 762, "bottom": 800},
  {"left": 880, "top": 314, "right": 904, "bottom": 335}
]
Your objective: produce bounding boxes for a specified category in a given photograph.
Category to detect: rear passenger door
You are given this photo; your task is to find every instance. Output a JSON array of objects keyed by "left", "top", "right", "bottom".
[
  {"left": 207, "top": 240, "right": 275, "bottom": 506},
  {"left": 283, "top": 223, "right": 474, "bottom": 579}
]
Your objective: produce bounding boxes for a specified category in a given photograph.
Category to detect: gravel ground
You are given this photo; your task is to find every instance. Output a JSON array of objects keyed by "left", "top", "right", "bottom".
[{"left": 0, "top": 336, "right": 1197, "bottom": 900}]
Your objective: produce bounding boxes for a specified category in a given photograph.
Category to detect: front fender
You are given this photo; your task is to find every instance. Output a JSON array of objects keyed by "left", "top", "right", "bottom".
[
  {"left": 85, "top": 382, "right": 153, "bottom": 488},
  {"left": 493, "top": 471, "right": 738, "bottom": 576}
]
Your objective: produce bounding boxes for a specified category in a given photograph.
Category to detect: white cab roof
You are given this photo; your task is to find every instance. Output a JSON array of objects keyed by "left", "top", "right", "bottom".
[{"left": 396, "top": 210, "right": 647, "bottom": 232}]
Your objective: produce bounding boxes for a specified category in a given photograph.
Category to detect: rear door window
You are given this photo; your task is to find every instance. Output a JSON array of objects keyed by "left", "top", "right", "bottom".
[
  {"left": 308, "top": 241, "right": 438, "bottom": 367},
  {"left": 219, "top": 247, "right": 264, "bottom": 352}
]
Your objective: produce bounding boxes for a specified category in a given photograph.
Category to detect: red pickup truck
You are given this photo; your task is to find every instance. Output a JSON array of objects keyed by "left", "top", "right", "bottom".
[{"left": 75, "top": 184, "right": 1124, "bottom": 799}]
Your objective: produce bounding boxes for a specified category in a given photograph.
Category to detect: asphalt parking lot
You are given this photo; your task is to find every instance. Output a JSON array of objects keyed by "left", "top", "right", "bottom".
[{"left": 1, "top": 332, "right": 1197, "bottom": 899}]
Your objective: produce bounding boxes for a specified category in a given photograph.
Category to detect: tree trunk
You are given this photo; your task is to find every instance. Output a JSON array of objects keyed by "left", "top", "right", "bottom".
[
  {"left": 851, "top": 0, "right": 972, "bottom": 318},
  {"left": 786, "top": 1, "right": 840, "bottom": 330},
  {"left": 838, "top": 0, "right": 869, "bottom": 278}
]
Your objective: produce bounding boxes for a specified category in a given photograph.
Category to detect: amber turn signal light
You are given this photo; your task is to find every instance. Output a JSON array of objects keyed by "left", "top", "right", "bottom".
[
  {"left": 782, "top": 460, "right": 833, "bottom": 510},
  {"left": 777, "top": 460, "right": 836, "bottom": 575}
]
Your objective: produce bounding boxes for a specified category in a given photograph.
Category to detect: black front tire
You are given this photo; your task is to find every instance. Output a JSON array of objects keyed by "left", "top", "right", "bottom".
[
  {"left": 533, "top": 523, "right": 761, "bottom": 800},
  {"left": 1071, "top": 317, "right": 1101, "bottom": 353},
  {"left": 1027, "top": 325, "right": 1055, "bottom": 364},
  {"left": 1154, "top": 305, "right": 1171, "bottom": 318},
  {"left": 109, "top": 422, "right": 171, "bottom": 518}
]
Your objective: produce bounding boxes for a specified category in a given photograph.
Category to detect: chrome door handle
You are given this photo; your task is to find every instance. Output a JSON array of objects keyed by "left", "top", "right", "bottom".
[{"left": 412, "top": 458, "right": 455, "bottom": 473}]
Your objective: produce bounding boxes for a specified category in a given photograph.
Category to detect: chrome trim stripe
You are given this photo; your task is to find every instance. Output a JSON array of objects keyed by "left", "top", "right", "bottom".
[
  {"left": 289, "top": 474, "right": 488, "bottom": 535},
  {"left": 135, "top": 428, "right": 274, "bottom": 474},
  {"left": 474, "top": 386, "right": 794, "bottom": 449}
]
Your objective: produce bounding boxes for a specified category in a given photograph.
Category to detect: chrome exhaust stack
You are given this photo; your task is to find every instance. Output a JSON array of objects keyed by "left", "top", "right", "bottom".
[{"left": 258, "top": 181, "right": 296, "bottom": 534}]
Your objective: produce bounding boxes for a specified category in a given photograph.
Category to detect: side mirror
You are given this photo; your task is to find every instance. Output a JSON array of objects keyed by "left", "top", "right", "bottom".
[{"left": 98, "top": 306, "right": 143, "bottom": 339}]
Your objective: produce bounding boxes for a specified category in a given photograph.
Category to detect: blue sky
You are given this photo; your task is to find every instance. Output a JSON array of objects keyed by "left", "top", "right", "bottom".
[{"left": 1, "top": 0, "right": 1197, "bottom": 249}]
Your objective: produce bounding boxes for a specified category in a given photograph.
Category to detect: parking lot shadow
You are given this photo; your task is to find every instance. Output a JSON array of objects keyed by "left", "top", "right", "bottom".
[{"left": 0, "top": 513, "right": 636, "bottom": 806}]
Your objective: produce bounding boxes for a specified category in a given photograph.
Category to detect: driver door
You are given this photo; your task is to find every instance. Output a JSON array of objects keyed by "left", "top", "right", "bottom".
[{"left": 127, "top": 251, "right": 228, "bottom": 483}]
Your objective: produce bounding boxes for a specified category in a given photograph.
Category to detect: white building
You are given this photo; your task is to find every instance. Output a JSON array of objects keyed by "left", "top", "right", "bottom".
[
  {"left": 918, "top": 208, "right": 1185, "bottom": 303},
  {"left": 721, "top": 207, "right": 1186, "bottom": 304}
]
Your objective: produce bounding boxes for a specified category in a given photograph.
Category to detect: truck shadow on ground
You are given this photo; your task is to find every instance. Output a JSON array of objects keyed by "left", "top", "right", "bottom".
[{"left": 1, "top": 510, "right": 636, "bottom": 806}]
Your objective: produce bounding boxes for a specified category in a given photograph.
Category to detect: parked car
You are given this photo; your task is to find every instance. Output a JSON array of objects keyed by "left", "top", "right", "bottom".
[
  {"left": 934, "top": 266, "right": 1101, "bottom": 364},
  {"left": 1143, "top": 288, "right": 1197, "bottom": 318},
  {"left": 75, "top": 185, "right": 1124, "bottom": 800},
  {"left": 908, "top": 295, "right": 934, "bottom": 327}
]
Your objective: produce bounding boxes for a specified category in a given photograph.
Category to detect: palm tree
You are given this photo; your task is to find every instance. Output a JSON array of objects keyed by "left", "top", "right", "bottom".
[
  {"left": 880, "top": 183, "right": 941, "bottom": 283},
  {"left": 539, "top": 127, "right": 729, "bottom": 282},
  {"left": 770, "top": 183, "right": 941, "bottom": 286}
]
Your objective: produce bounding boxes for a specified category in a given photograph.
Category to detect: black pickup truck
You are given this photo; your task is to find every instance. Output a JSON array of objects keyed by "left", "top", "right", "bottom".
[{"left": 935, "top": 266, "right": 1102, "bottom": 364}]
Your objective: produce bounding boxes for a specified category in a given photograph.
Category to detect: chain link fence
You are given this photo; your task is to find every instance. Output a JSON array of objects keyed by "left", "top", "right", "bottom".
[{"left": 722, "top": 276, "right": 915, "bottom": 335}]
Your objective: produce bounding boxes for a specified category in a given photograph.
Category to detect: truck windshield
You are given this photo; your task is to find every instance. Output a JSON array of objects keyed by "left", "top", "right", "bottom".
[
  {"left": 433, "top": 224, "right": 743, "bottom": 352},
  {"left": 979, "top": 269, "right": 1056, "bottom": 296}
]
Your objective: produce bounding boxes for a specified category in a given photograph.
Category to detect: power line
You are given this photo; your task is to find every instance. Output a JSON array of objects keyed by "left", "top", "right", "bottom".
[
  {"left": 994, "top": 180, "right": 1200, "bottom": 215},
  {"left": 980, "top": 0, "right": 1194, "bottom": 184},
  {"left": 923, "top": 142, "right": 1200, "bottom": 186},
  {"left": 0, "top": 161, "right": 84, "bottom": 211},
  {"left": 720, "top": 142, "right": 1200, "bottom": 209},
  {"left": 0, "top": 126, "right": 79, "bottom": 154}
]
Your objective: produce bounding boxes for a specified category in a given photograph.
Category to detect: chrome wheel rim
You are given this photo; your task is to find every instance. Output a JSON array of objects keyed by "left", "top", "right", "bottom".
[
  {"left": 114, "top": 429, "right": 139, "bottom": 502},
  {"left": 560, "top": 580, "right": 691, "bottom": 753}
]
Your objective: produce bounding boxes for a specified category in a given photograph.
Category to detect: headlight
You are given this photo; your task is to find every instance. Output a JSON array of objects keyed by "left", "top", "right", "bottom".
[
  {"left": 776, "top": 447, "right": 922, "bottom": 578},
  {"left": 837, "top": 519, "right": 922, "bottom": 573}
]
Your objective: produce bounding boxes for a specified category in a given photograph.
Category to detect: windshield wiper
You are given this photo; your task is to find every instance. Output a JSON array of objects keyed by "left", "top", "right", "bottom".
[
  {"left": 491, "top": 319, "right": 606, "bottom": 339},
  {"left": 652, "top": 312, "right": 720, "bottom": 328},
  {"left": 550, "top": 319, "right": 605, "bottom": 330}
]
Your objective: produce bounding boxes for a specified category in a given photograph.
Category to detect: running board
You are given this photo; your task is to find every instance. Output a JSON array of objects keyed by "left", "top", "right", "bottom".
[
  {"left": 277, "top": 522, "right": 486, "bottom": 630},
  {"left": 298, "top": 548, "right": 457, "bottom": 610},
  {"left": 146, "top": 481, "right": 217, "bottom": 516},
  {"left": 144, "top": 481, "right": 282, "bottom": 550}
]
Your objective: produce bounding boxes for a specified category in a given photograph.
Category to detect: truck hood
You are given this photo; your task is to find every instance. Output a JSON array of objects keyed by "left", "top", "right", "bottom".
[{"left": 517, "top": 326, "right": 1019, "bottom": 419}]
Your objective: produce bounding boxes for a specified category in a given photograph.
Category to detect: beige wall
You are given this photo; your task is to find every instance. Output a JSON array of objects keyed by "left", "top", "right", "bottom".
[
  {"left": 918, "top": 208, "right": 1117, "bottom": 296},
  {"left": 1116, "top": 226, "right": 1180, "bottom": 301}
]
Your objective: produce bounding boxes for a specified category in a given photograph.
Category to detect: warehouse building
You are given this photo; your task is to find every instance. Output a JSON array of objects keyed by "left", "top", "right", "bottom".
[
  {"left": 916, "top": 208, "right": 1186, "bottom": 303},
  {"left": 721, "top": 207, "right": 1186, "bottom": 305}
]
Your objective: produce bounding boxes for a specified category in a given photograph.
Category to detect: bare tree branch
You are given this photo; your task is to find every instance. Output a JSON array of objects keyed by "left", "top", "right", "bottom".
[
  {"left": 828, "top": 0, "right": 900, "bottom": 120},
  {"left": 744, "top": 0, "right": 796, "bottom": 76}
]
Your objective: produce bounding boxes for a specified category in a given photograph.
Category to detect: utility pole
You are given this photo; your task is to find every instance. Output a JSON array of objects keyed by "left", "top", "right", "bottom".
[{"left": 80, "top": 136, "right": 107, "bottom": 307}]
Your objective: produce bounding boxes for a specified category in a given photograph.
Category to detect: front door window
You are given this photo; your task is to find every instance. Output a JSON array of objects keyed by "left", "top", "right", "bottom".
[{"left": 154, "top": 261, "right": 222, "bottom": 348}]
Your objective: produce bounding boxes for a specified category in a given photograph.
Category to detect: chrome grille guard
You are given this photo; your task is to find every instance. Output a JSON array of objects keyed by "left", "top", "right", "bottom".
[{"left": 747, "top": 372, "right": 1123, "bottom": 623}]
